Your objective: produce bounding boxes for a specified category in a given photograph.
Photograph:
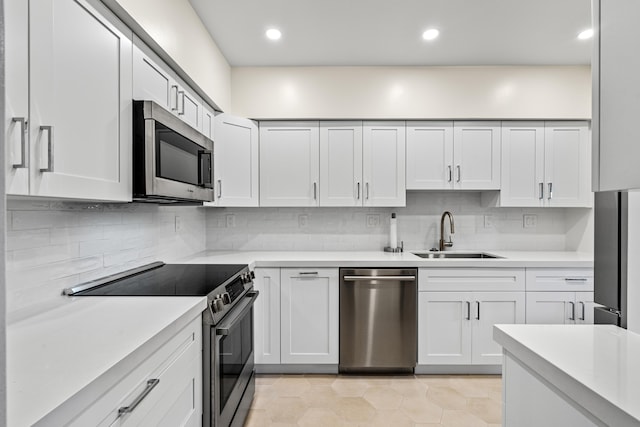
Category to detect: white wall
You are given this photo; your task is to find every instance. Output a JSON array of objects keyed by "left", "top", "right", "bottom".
[
  {"left": 5, "top": 201, "right": 206, "bottom": 321},
  {"left": 110, "top": 0, "right": 231, "bottom": 111},
  {"left": 627, "top": 191, "right": 640, "bottom": 333},
  {"left": 206, "top": 192, "right": 589, "bottom": 252},
  {"left": 231, "top": 66, "right": 591, "bottom": 119}
]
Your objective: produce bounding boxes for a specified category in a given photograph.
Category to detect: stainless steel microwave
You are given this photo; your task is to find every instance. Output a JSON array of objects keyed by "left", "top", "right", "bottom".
[{"left": 133, "top": 100, "right": 214, "bottom": 203}]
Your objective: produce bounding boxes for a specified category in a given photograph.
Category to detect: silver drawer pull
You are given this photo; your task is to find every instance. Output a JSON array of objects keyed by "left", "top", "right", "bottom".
[
  {"left": 539, "top": 182, "right": 544, "bottom": 200},
  {"left": 565, "top": 277, "right": 588, "bottom": 282},
  {"left": 40, "top": 125, "right": 54, "bottom": 172},
  {"left": 343, "top": 275, "right": 416, "bottom": 281},
  {"left": 579, "top": 301, "right": 586, "bottom": 321},
  {"left": 12, "top": 117, "right": 27, "bottom": 168},
  {"left": 118, "top": 379, "right": 160, "bottom": 416},
  {"left": 298, "top": 272, "right": 318, "bottom": 275},
  {"left": 465, "top": 301, "right": 471, "bottom": 320},
  {"left": 568, "top": 301, "right": 575, "bottom": 321}
]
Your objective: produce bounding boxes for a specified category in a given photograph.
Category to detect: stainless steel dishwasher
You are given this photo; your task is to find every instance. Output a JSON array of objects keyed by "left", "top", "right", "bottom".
[{"left": 339, "top": 268, "right": 417, "bottom": 373}]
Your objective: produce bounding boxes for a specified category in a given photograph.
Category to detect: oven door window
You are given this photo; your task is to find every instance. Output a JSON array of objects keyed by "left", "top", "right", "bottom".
[
  {"left": 156, "top": 122, "right": 207, "bottom": 186},
  {"left": 219, "top": 309, "right": 254, "bottom": 411}
]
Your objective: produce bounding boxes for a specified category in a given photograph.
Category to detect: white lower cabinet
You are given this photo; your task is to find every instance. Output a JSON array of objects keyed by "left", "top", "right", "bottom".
[
  {"left": 253, "top": 267, "right": 339, "bottom": 365},
  {"left": 418, "top": 291, "right": 525, "bottom": 365},
  {"left": 280, "top": 268, "right": 339, "bottom": 364},
  {"left": 525, "top": 268, "right": 596, "bottom": 324},
  {"left": 58, "top": 315, "right": 202, "bottom": 427},
  {"left": 253, "top": 268, "right": 281, "bottom": 364}
]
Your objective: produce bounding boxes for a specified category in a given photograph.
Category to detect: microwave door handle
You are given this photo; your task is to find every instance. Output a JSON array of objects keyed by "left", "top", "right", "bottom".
[{"left": 198, "top": 150, "right": 213, "bottom": 188}]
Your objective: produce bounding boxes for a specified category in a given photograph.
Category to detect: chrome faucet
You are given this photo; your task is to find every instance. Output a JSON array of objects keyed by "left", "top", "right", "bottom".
[{"left": 439, "top": 211, "right": 455, "bottom": 251}]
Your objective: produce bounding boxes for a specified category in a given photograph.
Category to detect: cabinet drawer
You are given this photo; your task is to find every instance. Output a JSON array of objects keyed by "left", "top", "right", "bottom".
[
  {"left": 419, "top": 268, "right": 525, "bottom": 292},
  {"left": 67, "top": 316, "right": 202, "bottom": 427},
  {"left": 525, "top": 268, "right": 593, "bottom": 292}
]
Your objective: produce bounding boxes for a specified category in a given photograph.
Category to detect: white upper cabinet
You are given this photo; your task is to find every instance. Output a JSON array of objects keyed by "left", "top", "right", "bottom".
[
  {"left": 406, "top": 122, "right": 454, "bottom": 190},
  {"left": 453, "top": 122, "right": 501, "bottom": 190},
  {"left": 593, "top": 0, "right": 640, "bottom": 191},
  {"left": 211, "top": 113, "right": 259, "bottom": 207},
  {"left": 407, "top": 121, "right": 499, "bottom": 191},
  {"left": 544, "top": 122, "right": 591, "bottom": 207},
  {"left": 202, "top": 106, "right": 215, "bottom": 140},
  {"left": 500, "top": 122, "right": 546, "bottom": 206},
  {"left": 319, "top": 121, "right": 363, "bottom": 207},
  {"left": 362, "top": 121, "right": 406, "bottom": 206},
  {"left": 133, "top": 38, "right": 204, "bottom": 134},
  {"left": 22, "top": 0, "right": 132, "bottom": 201},
  {"left": 500, "top": 122, "right": 591, "bottom": 207},
  {"left": 259, "top": 122, "right": 320, "bottom": 207}
]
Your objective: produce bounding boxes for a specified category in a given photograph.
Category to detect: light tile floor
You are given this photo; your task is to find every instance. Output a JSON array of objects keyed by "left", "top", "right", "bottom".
[{"left": 245, "top": 374, "right": 502, "bottom": 427}]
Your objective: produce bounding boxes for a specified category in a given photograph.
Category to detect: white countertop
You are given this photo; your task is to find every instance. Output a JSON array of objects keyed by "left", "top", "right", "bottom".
[
  {"left": 494, "top": 324, "right": 640, "bottom": 426},
  {"left": 180, "top": 250, "right": 593, "bottom": 268},
  {"left": 7, "top": 296, "right": 207, "bottom": 427}
]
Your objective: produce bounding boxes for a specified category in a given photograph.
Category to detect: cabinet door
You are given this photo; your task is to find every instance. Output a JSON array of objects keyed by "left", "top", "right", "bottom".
[
  {"left": 132, "top": 43, "right": 173, "bottom": 111},
  {"left": 280, "top": 268, "right": 339, "bottom": 364},
  {"left": 453, "top": 122, "right": 501, "bottom": 190},
  {"left": 253, "top": 268, "right": 281, "bottom": 364},
  {"left": 526, "top": 292, "right": 575, "bottom": 324},
  {"left": 406, "top": 121, "right": 454, "bottom": 190},
  {"left": 177, "top": 88, "right": 202, "bottom": 132},
  {"left": 260, "top": 122, "right": 320, "bottom": 207},
  {"left": 363, "top": 122, "right": 406, "bottom": 206},
  {"left": 213, "top": 114, "right": 259, "bottom": 207},
  {"left": 5, "top": 0, "right": 30, "bottom": 195},
  {"left": 418, "top": 292, "right": 472, "bottom": 365},
  {"left": 544, "top": 122, "right": 591, "bottom": 207},
  {"left": 471, "top": 292, "right": 525, "bottom": 364},
  {"left": 575, "top": 292, "right": 596, "bottom": 325},
  {"left": 500, "top": 122, "right": 545, "bottom": 207},
  {"left": 319, "top": 121, "right": 363, "bottom": 206},
  {"left": 596, "top": 0, "right": 640, "bottom": 191},
  {"left": 202, "top": 106, "right": 215, "bottom": 140},
  {"left": 29, "top": 0, "right": 132, "bottom": 201}
]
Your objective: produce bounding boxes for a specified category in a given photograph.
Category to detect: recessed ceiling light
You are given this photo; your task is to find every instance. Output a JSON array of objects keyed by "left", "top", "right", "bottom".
[
  {"left": 422, "top": 29, "right": 440, "bottom": 41},
  {"left": 266, "top": 28, "right": 282, "bottom": 41},
  {"left": 577, "top": 28, "right": 593, "bottom": 40}
]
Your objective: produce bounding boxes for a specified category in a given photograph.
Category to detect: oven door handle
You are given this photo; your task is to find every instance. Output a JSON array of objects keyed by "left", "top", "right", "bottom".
[{"left": 215, "top": 290, "right": 259, "bottom": 336}]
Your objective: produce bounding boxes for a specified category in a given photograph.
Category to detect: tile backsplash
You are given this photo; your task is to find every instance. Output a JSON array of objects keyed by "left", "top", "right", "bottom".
[
  {"left": 206, "top": 192, "right": 593, "bottom": 253},
  {"left": 6, "top": 200, "right": 206, "bottom": 320},
  {"left": 6, "top": 192, "right": 593, "bottom": 318}
]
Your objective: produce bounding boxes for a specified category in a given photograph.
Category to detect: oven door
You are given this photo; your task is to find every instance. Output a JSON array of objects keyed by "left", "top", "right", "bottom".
[{"left": 212, "top": 290, "right": 258, "bottom": 427}]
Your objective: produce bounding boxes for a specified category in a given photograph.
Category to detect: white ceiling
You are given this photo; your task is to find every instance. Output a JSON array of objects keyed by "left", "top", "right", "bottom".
[{"left": 188, "top": 0, "right": 592, "bottom": 67}]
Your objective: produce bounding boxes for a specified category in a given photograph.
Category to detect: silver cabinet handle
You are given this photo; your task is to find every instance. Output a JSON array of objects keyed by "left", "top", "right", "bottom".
[
  {"left": 12, "top": 117, "right": 27, "bottom": 168},
  {"left": 568, "top": 301, "right": 575, "bottom": 321},
  {"left": 579, "top": 301, "right": 586, "bottom": 321},
  {"left": 356, "top": 182, "right": 361, "bottom": 200},
  {"left": 548, "top": 182, "right": 553, "bottom": 200},
  {"left": 475, "top": 301, "right": 480, "bottom": 320},
  {"left": 539, "top": 182, "right": 544, "bottom": 200},
  {"left": 39, "top": 125, "right": 54, "bottom": 172},
  {"left": 178, "top": 91, "right": 186, "bottom": 115},
  {"left": 217, "top": 180, "right": 222, "bottom": 199},
  {"left": 366, "top": 182, "right": 370, "bottom": 199},
  {"left": 313, "top": 182, "right": 317, "bottom": 200},
  {"left": 118, "top": 379, "right": 160, "bottom": 416},
  {"left": 456, "top": 165, "right": 461, "bottom": 183},
  {"left": 565, "top": 277, "right": 588, "bottom": 282},
  {"left": 343, "top": 275, "right": 416, "bottom": 281},
  {"left": 465, "top": 301, "right": 471, "bottom": 320},
  {"left": 171, "top": 85, "right": 179, "bottom": 111},
  {"left": 448, "top": 165, "right": 452, "bottom": 183}
]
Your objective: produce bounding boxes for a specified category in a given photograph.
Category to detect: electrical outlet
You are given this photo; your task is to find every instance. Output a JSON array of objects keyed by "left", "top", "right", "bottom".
[
  {"left": 174, "top": 216, "right": 183, "bottom": 232},
  {"left": 226, "top": 214, "right": 236, "bottom": 228},
  {"left": 483, "top": 215, "right": 493, "bottom": 228},
  {"left": 366, "top": 214, "right": 380, "bottom": 228},
  {"left": 298, "top": 214, "right": 308, "bottom": 228},
  {"left": 523, "top": 214, "right": 537, "bottom": 229}
]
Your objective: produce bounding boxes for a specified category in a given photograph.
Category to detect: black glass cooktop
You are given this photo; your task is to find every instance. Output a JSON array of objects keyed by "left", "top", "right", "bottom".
[{"left": 74, "top": 263, "right": 247, "bottom": 296}]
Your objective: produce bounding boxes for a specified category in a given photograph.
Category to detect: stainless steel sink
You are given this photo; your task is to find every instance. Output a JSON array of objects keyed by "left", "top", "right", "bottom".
[{"left": 412, "top": 252, "right": 502, "bottom": 259}]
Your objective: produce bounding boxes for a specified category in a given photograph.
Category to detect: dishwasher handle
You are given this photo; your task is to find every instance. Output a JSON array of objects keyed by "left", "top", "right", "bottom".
[{"left": 343, "top": 275, "right": 416, "bottom": 281}]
